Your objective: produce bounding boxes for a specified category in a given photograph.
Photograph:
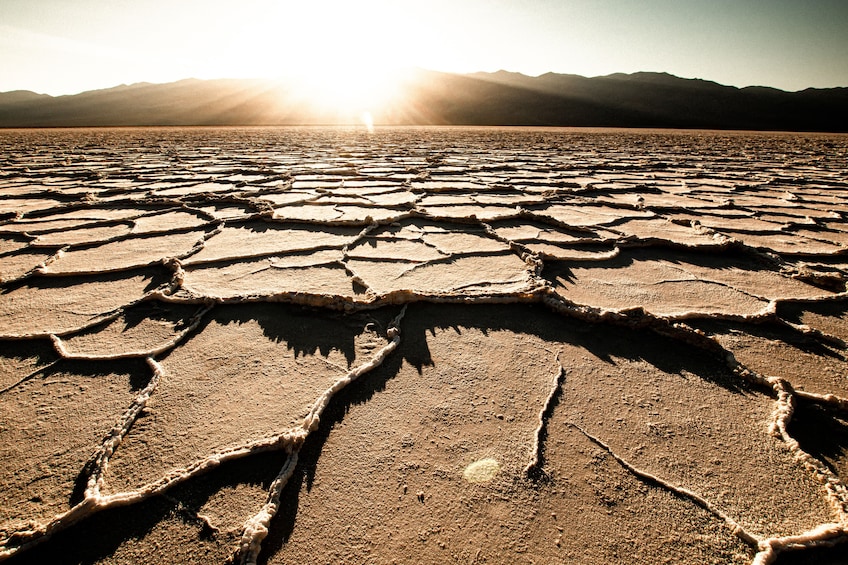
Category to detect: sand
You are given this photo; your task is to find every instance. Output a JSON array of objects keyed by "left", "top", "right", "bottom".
[{"left": 1, "top": 126, "right": 847, "bottom": 564}]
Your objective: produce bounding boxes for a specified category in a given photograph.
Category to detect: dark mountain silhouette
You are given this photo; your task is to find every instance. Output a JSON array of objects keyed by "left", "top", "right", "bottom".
[{"left": 1, "top": 69, "right": 846, "bottom": 131}]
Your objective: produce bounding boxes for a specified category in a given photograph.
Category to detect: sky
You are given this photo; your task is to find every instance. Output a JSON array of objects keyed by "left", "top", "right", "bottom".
[{"left": 1, "top": 0, "right": 847, "bottom": 96}]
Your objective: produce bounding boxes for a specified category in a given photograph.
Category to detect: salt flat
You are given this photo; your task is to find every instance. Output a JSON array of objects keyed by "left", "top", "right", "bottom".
[{"left": 1, "top": 126, "right": 847, "bottom": 564}]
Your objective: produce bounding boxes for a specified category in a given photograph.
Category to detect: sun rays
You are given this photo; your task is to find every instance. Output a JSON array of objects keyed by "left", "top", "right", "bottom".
[{"left": 287, "top": 64, "right": 403, "bottom": 122}]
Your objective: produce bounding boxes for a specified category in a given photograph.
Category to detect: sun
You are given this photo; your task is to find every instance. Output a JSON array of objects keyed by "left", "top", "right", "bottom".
[
  {"left": 262, "top": 1, "right": 414, "bottom": 124},
  {"left": 290, "top": 63, "right": 403, "bottom": 120}
]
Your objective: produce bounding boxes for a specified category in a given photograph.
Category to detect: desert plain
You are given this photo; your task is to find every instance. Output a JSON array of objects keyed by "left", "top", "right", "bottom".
[{"left": 1, "top": 126, "right": 848, "bottom": 564}]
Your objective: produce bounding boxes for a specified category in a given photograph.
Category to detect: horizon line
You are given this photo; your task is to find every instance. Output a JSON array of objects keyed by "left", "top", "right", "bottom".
[{"left": 3, "top": 68, "right": 845, "bottom": 98}]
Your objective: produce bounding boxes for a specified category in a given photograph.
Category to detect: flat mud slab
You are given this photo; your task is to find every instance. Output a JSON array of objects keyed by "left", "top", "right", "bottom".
[{"left": 2, "top": 127, "right": 848, "bottom": 564}]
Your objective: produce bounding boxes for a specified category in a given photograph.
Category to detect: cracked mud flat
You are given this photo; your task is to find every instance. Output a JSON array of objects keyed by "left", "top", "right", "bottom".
[{"left": 1, "top": 127, "right": 848, "bottom": 564}]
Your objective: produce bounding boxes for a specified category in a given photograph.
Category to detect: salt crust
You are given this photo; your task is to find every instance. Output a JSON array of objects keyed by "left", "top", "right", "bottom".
[{"left": 1, "top": 128, "right": 847, "bottom": 564}]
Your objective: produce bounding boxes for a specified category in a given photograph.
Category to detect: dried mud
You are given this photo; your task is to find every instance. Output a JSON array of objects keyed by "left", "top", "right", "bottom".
[{"left": 1, "top": 127, "right": 848, "bottom": 564}]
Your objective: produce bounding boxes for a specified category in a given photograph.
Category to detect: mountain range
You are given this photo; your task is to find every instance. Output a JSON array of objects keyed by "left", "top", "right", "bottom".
[{"left": 1, "top": 69, "right": 846, "bottom": 131}]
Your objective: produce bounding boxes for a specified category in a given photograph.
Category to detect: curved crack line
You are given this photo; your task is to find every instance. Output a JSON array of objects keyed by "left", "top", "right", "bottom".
[
  {"left": 567, "top": 277, "right": 780, "bottom": 323},
  {"left": 271, "top": 209, "right": 415, "bottom": 228},
  {"left": 683, "top": 267, "right": 839, "bottom": 304},
  {"left": 480, "top": 221, "right": 544, "bottom": 275},
  {"left": 84, "top": 356, "right": 166, "bottom": 499},
  {"left": 391, "top": 250, "right": 528, "bottom": 279},
  {"left": 793, "top": 390, "right": 848, "bottom": 413},
  {"left": 266, "top": 260, "right": 342, "bottom": 271},
  {"left": 49, "top": 304, "right": 213, "bottom": 361},
  {"left": 167, "top": 222, "right": 226, "bottom": 263},
  {"left": 514, "top": 208, "right": 602, "bottom": 236},
  {"left": 311, "top": 354, "right": 349, "bottom": 374},
  {"left": 339, "top": 262, "right": 375, "bottom": 297},
  {"left": 24, "top": 244, "right": 69, "bottom": 277},
  {"left": 340, "top": 222, "right": 381, "bottom": 296},
  {"left": 412, "top": 233, "right": 453, "bottom": 257},
  {"left": 776, "top": 317, "right": 846, "bottom": 349},
  {"left": 178, "top": 243, "right": 350, "bottom": 270},
  {"left": 614, "top": 232, "right": 735, "bottom": 252},
  {"left": 25, "top": 203, "right": 208, "bottom": 244},
  {"left": 450, "top": 276, "right": 532, "bottom": 293},
  {"left": 181, "top": 203, "right": 223, "bottom": 223},
  {"left": 0, "top": 255, "right": 60, "bottom": 287},
  {"left": 184, "top": 195, "right": 274, "bottom": 218},
  {"left": 524, "top": 353, "right": 566, "bottom": 479},
  {"left": 570, "top": 421, "right": 761, "bottom": 548},
  {"left": 411, "top": 206, "right": 521, "bottom": 226},
  {"left": 27, "top": 225, "right": 223, "bottom": 278},
  {"left": 651, "top": 276, "right": 780, "bottom": 306},
  {"left": 341, "top": 221, "right": 380, "bottom": 256},
  {"left": 531, "top": 239, "right": 620, "bottom": 256},
  {"left": 27, "top": 222, "right": 134, "bottom": 249},
  {"left": 16, "top": 204, "right": 166, "bottom": 229},
  {"left": 0, "top": 359, "right": 62, "bottom": 395},
  {"left": 232, "top": 453, "right": 299, "bottom": 565},
  {"left": 212, "top": 257, "right": 347, "bottom": 282},
  {"left": 766, "top": 376, "right": 848, "bottom": 520},
  {"left": 35, "top": 212, "right": 215, "bottom": 251},
  {"left": 0, "top": 307, "right": 127, "bottom": 342},
  {"left": 246, "top": 187, "right": 312, "bottom": 206}
]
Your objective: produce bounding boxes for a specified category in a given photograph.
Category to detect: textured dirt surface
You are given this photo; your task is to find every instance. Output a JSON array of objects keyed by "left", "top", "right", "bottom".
[{"left": 1, "top": 127, "right": 848, "bottom": 564}]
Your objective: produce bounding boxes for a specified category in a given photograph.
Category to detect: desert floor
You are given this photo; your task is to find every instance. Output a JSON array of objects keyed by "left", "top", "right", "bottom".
[{"left": 1, "top": 127, "right": 848, "bottom": 564}]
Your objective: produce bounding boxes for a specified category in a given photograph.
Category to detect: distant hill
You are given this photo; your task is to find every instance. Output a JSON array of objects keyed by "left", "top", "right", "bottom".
[{"left": 1, "top": 70, "right": 846, "bottom": 131}]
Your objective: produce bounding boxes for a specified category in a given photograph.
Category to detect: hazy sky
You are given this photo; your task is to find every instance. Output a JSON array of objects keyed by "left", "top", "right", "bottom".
[{"left": 2, "top": 0, "right": 847, "bottom": 95}]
